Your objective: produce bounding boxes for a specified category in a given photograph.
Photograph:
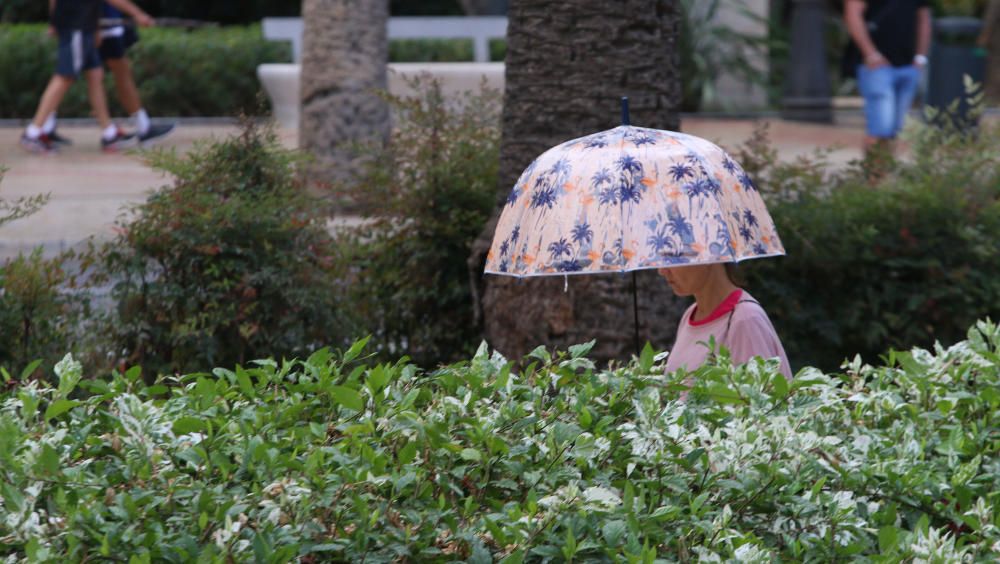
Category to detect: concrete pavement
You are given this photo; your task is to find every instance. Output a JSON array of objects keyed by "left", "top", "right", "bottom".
[{"left": 0, "top": 116, "right": 869, "bottom": 261}]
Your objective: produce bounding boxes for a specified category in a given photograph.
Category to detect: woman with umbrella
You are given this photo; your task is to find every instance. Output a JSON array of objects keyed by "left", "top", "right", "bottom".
[
  {"left": 660, "top": 263, "right": 791, "bottom": 378},
  {"left": 485, "top": 99, "right": 792, "bottom": 380}
]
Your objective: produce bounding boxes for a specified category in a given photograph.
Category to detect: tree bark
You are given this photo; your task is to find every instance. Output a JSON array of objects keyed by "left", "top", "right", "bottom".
[
  {"left": 470, "top": 0, "right": 685, "bottom": 363},
  {"left": 983, "top": 0, "right": 1000, "bottom": 103},
  {"left": 299, "top": 0, "right": 390, "bottom": 189}
]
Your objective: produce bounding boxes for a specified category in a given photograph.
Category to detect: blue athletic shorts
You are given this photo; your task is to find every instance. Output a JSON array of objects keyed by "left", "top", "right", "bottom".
[
  {"left": 857, "top": 64, "right": 922, "bottom": 139},
  {"left": 99, "top": 26, "right": 139, "bottom": 60},
  {"left": 56, "top": 30, "right": 102, "bottom": 79}
]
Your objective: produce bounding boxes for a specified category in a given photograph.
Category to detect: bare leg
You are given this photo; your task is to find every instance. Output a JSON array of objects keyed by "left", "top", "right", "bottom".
[
  {"left": 84, "top": 67, "right": 113, "bottom": 130},
  {"left": 863, "top": 135, "right": 895, "bottom": 155},
  {"left": 105, "top": 57, "right": 141, "bottom": 115},
  {"left": 863, "top": 136, "right": 894, "bottom": 183},
  {"left": 31, "top": 75, "right": 75, "bottom": 128}
]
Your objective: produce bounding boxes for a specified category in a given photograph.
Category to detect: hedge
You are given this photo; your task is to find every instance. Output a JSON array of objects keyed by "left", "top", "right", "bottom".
[
  {"left": 2, "top": 321, "right": 999, "bottom": 560},
  {"left": 0, "top": 24, "right": 291, "bottom": 119},
  {"left": 1, "top": 0, "right": 465, "bottom": 24},
  {"left": 0, "top": 24, "right": 510, "bottom": 119}
]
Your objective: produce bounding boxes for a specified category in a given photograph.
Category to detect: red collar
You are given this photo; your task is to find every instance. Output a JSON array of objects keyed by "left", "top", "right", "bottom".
[{"left": 688, "top": 289, "right": 743, "bottom": 326}]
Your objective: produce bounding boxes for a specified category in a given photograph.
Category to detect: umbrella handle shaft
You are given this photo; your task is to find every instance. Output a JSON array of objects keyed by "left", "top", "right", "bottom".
[{"left": 632, "top": 271, "right": 640, "bottom": 356}]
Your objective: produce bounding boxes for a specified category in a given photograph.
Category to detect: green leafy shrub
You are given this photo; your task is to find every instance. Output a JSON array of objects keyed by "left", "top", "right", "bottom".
[
  {"left": 0, "top": 169, "right": 71, "bottom": 375},
  {"left": 733, "top": 119, "right": 1000, "bottom": 371},
  {"left": 931, "top": 0, "right": 986, "bottom": 17},
  {"left": 389, "top": 38, "right": 506, "bottom": 62},
  {"left": 679, "top": 0, "right": 779, "bottom": 111},
  {"left": 0, "top": 167, "right": 47, "bottom": 228},
  {"left": 333, "top": 78, "right": 500, "bottom": 367},
  {"left": 1, "top": 0, "right": 303, "bottom": 25},
  {"left": 0, "top": 250, "right": 84, "bottom": 375},
  {"left": 0, "top": 24, "right": 290, "bottom": 118},
  {"left": 389, "top": 38, "right": 475, "bottom": 62},
  {"left": 2, "top": 321, "right": 999, "bottom": 560},
  {"left": 87, "top": 119, "right": 349, "bottom": 376}
]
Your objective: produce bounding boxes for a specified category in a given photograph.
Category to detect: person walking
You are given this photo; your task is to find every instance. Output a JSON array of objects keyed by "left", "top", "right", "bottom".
[
  {"left": 844, "top": 0, "right": 932, "bottom": 159},
  {"left": 43, "top": 1, "right": 174, "bottom": 148},
  {"left": 661, "top": 263, "right": 792, "bottom": 379},
  {"left": 20, "top": 0, "right": 154, "bottom": 154}
]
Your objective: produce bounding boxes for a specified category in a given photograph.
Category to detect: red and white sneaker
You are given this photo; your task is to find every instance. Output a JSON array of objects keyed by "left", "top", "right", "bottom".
[
  {"left": 48, "top": 128, "right": 73, "bottom": 146},
  {"left": 20, "top": 133, "right": 57, "bottom": 154},
  {"left": 100, "top": 129, "right": 137, "bottom": 153}
]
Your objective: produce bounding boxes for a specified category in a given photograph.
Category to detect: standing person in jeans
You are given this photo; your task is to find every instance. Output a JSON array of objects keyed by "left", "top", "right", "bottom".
[
  {"left": 44, "top": 1, "right": 175, "bottom": 148},
  {"left": 20, "top": 0, "right": 153, "bottom": 154},
  {"left": 844, "top": 0, "right": 932, "bottom": 158}
]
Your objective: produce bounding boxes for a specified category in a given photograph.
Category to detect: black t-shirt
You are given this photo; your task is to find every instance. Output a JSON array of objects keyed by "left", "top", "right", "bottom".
[
  {"left": 861, "top": 0, "right": 929, "bottom": 66},
  {"left": 51, "top": 0, "right": 102, "bottom": 33}
]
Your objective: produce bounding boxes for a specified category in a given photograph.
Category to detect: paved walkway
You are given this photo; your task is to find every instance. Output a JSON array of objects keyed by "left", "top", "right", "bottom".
[{"left": 0, "top": 116, "right": 868, "bottom": 261}]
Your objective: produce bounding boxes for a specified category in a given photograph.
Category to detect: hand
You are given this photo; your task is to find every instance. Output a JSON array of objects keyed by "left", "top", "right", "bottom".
[
  {"left": 46, "top": 25, "right": 56, "bottom": 37},
  {"left": 913, "top": 54, "right": 928, "bottom": 68},
  {"left": 864, "top": 51, "right": 888, "bottom": 69},
  {"left": 133, "top": 12, "right": 154, "bottom": 27}
]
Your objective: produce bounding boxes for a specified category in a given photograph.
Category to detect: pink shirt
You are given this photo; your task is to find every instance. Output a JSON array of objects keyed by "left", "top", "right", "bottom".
[{"left": 665, "top": 290, "right": 792, "bottom": 378}]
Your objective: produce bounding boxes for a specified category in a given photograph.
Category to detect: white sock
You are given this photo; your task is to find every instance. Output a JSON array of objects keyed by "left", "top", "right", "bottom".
[
  {"left": 42, "top": 113, "right": 57, "bottom": 134},
  {"left": 132, "top": 109, "right": 150, "bottom": 135},
  {"left": 25, "top": 124, "right": 43, "bottom": 139},
  {"left": 102, "top": 124, "right": 119, "bottom": 141}
]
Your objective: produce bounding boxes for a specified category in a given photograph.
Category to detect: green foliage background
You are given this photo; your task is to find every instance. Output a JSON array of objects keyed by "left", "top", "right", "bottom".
[
  {"left": 0, "top": 0, "right": 466, "bottom": 23},
  {"left": 2, "top": 322, "right": 999, "bottom": 560},
  {"left": 84, "top": 120, "right": 349, "bottom": 376},
  {"left": 0, "top": 25, "right": 290, "bottom": 119},
  {"left": 734, "top": 113, "right": 1000, "bottom": 372},
  {"left": 0, "top": 251, "right": 80, "bottom": 375},
  {"left": 0, "top": 24, "right": 509, "bottom": 120},
  {"left": 333, "top": 79, "right": 501, "bottom": 368}
]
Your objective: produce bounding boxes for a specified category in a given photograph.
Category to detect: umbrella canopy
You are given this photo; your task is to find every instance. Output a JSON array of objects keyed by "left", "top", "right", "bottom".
[{"left": 485, "top": 124, "right": 784, "bottom": 277}]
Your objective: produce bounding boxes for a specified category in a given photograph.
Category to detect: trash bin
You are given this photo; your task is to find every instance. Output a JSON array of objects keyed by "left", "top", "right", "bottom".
[{"left": 926, "top": 16, "right": 987, "bottom": 129}]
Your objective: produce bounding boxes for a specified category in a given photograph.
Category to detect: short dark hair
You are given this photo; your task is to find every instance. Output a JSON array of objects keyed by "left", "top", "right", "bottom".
[{"left": 724, "top": 262, "right": 745, "bottom": 286}]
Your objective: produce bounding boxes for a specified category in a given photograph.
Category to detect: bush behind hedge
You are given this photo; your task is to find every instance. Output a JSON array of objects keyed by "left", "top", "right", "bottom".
[
  {"left": 83, "top": 118, "right": 350, "bottom": 376},
  {"left": 1, "top": 321, "right": 999, "bottom": 560},
  {"left": 735, "top": 117, "right": 1000, "bottom": 372},
  {"left": 0, "top": 24, "right": 290, "bottom": 119},
  {"left": 333, "top": 78, "right": 501, "bottom": 368}
]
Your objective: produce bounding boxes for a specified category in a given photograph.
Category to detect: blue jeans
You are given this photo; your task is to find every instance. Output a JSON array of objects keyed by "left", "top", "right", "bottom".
[{"left": 857, "top": 64, "right": 921, "bottom": 139}]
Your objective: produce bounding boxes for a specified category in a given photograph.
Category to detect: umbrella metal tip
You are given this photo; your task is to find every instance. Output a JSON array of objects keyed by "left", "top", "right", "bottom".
[{"left": 621, "top": 97, "right": 630, "bottom": 126}]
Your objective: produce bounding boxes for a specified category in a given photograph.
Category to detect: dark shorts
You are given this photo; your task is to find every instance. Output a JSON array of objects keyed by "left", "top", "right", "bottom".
[
  {"left": 56, "top": 30, "right": 102, "bottom": 79},
  {"left": 98, "top": 26, "right": 139, "bottom": 61}
]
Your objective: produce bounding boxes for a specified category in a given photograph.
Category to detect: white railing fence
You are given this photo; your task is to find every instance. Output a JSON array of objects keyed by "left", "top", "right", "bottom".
[{"left": 262, "top": 16, "right": 508, "bottom": 63}]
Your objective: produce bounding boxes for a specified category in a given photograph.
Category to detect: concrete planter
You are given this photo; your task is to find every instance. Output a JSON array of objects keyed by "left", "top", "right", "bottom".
[{"left": 258, "top": 62, "right": 505, "bottom": 129}]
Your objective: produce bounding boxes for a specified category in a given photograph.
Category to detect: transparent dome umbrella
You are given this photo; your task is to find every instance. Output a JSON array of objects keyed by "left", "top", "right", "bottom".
[{"left": 483, "top": 98, "right": 785, "bottom": 354}]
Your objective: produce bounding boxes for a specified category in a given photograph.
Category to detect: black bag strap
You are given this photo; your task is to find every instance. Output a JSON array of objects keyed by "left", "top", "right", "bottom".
[
  {"left": 668, "top": 297, "right": 761, "bottom": 366},
  {"left": 719, "top": 298, "right": 760, "bottom": 349}
]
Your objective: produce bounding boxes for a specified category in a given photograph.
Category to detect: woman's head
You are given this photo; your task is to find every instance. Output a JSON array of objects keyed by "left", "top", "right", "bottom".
[{"left": 658, "top": 262, "right": 740, "bottom": 297}]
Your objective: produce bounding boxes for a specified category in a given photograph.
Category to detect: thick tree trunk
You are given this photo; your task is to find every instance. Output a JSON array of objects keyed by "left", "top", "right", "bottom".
[
  {"left": 984, "top": 0, "right": 1000, "bottom": 103},
  {"left": 299, "top": 0, "right": 390, "bottom": 188},
  {"left": 470, "top": 0, "right": 685, "bottom": 363}
]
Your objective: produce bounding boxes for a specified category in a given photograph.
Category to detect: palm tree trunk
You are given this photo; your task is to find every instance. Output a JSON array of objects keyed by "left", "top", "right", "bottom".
[
  {"left": 470, "top": 0, "right": 686, "bottom": 363},
  {"left": 983, "top": 0, "right": 1000, "bottom": 104},
  {"left": 299, "top": 0, "right": 390, "bottom": 189}
]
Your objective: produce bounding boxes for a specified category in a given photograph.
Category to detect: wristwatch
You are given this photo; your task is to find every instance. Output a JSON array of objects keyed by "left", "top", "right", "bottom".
[{"left": 914, "top": 54, "right": 929, "bottom": 65}]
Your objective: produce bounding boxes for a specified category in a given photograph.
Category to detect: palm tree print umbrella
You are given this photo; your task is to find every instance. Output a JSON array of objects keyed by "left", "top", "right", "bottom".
[{"left": 485, "top": 112, "right": 784, "bottom": 278}]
